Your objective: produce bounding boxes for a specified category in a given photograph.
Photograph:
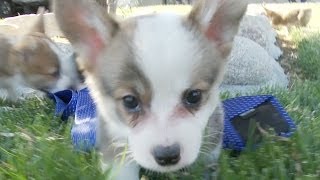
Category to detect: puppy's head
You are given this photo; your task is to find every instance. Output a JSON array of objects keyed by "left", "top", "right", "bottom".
[
  {"left": 9, "top": 11, "right": 61, "bottom": 91},
  {"left": 54, "top": 0, "right": 247, "bottom": 172},
  {"left": 9, "top": 11, "right": 83, "bottom": 92}
]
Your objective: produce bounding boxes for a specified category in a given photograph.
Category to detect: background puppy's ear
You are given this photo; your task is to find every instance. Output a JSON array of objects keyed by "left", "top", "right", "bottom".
[
  {"left": 188, "top": 0, "right": 248, "bottom": 57},
  {"left": 29, "top": 7, "right": 45, "bottom": 34},
  {"left": 53, "top": 0, "right": 119, "bottom": 71}
]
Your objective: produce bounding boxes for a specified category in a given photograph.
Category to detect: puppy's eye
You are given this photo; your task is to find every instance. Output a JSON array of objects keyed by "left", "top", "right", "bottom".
[
  {"left": 123, "top": 95, "right": 141, "bottom": 112},
  {"left": 52, "top": 70, "right": 60, "bottom": 78},
  {"left": 183, "top": 89, "right": 202, "bottom": 107}
]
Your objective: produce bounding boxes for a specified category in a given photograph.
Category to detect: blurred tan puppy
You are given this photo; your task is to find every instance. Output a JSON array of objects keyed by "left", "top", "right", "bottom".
[
  {"left": 0, "top": 9, "right": 83, "bottom": 101},
  {"left": 263, "top": 4, "right": 312, "bottom": 27}
]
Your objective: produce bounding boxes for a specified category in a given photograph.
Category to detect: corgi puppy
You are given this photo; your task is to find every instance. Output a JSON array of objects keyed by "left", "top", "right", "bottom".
[
  {"left": 0, "top": 10, "right": 83, "bottom": 101},
  {"left": 262, "top": 4, "right": 312, "bottom": 27},
  {"left": 53, "top": 0, "right": 247, "bottom": 179}
]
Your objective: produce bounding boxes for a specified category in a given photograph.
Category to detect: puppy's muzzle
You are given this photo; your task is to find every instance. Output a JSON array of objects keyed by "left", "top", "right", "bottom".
[{"left": 152, "top": 143, "right": 181, "bottom": 166}]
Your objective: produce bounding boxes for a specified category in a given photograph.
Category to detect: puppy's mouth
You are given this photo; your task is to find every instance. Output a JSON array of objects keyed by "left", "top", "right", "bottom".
[
  {"left": 141, "top": 161, "right": 193, "bottom": 173},
  {"left": 39, "top": 88, "right": 50, "bottom": 94},
  {"left": 135, "top": 149, "right": 199, "bottom": 173},
  {"left": 39, "top": 88, "right": 53, "bottom": 97},
  {"left": 38, "top": 84, "right": 59, "bottom": 94}
]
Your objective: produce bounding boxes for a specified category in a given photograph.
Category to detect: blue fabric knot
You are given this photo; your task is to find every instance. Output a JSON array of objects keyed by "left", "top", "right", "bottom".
[{"left": 49, "top": 88, "right": 97, "bottom": 150}]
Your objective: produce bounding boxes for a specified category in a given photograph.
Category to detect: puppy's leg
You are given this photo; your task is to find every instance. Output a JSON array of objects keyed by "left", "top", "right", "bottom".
[
  {"left": 111, "top": 162, "right": 140, "bottom": 180},
  {"left": 203, "top": 104, "right": 224, "bottom": 179},
  {"left": 97, "top": 117, "right": 140, "bottom": 180},
  {"left": 100, "top": 155, "right": 140, "bottom": 180},
  {"left": 6, "top": 90, "right": 18, "bottom": 102},
  {"left": 0, "top": 78, "right": 19, "bottom": 102},
  {"left": 205, "top": 140, "right": 222, "bottom": 180}
]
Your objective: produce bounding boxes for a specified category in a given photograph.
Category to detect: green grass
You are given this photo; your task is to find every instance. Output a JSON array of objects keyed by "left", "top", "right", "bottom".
[
  {"left": 219, "top": 80, "right": 320, "bottom": 179},
  {"left": 291, "top": 29, "right": 320, "bottom": 80},
  {"left": 216, "top": 28, "right": 320, "bottom": 179},
  {"left": 0, "top": 99, "right": 105, "bottom": 180},
  {"left": 3, "top": 82, "right": 320, "bottom": 179},
  {"left": 1, "top": 19, "right": 320, "bottom": 180}
]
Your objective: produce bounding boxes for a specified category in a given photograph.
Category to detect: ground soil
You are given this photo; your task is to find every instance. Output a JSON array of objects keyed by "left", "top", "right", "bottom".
[
  {"left": 276, "top": 29, "right": 300, "bottom": 86},
  {"left": 260, "top": 3, "right": 320, "bottom": 86}
]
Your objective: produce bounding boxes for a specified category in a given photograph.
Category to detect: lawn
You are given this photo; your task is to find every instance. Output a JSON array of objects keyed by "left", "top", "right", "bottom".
[{"left": 1, "top": 7, "right": 320, "bottom": 180}]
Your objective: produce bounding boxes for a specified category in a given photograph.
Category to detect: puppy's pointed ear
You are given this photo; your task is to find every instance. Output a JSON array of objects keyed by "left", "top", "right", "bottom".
[
  {"left": 53, "top": 0, "right": 119, "bottom": 70},
  {"left": 188, "top": 0, "right": 248, "bottom": 57},
  {"left": 29, "top": 7, "right": 45, "bottom": 34}
]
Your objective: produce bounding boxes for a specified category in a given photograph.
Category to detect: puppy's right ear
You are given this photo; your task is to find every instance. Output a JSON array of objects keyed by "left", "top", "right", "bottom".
[
  {"left": 29, "top": 7, "right": 45, "bottom": 34},
  {"left": 188, "top": 0, "right": 247, "bottom": 58},
  {"left": 53, "top": 0, "right": 119, "bottom": 70}
]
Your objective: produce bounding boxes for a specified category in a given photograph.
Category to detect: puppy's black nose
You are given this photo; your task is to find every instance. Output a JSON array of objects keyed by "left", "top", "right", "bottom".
[{"left": 152, "top": 143, "right": 180, "bottom": 166}]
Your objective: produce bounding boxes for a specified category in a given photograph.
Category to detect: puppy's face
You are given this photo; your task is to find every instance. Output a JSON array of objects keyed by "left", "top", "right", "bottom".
[
  {"left": 10, "top": 34, "right": 61, "bottom": 91},
  {"left": 54, "top": 0, "right": 247, "bottom": 172},
  {"left": 93, "top": 15, "right": 225, "bottom": 172}
]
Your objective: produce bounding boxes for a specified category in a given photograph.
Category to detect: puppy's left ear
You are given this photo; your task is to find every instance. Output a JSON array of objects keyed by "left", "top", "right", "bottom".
[
  {"left": 29, "top": 7, "right": 46, "bottom": 34},
  {"left": 188, "top": 0, "right": 248, "bottom": 57}
]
